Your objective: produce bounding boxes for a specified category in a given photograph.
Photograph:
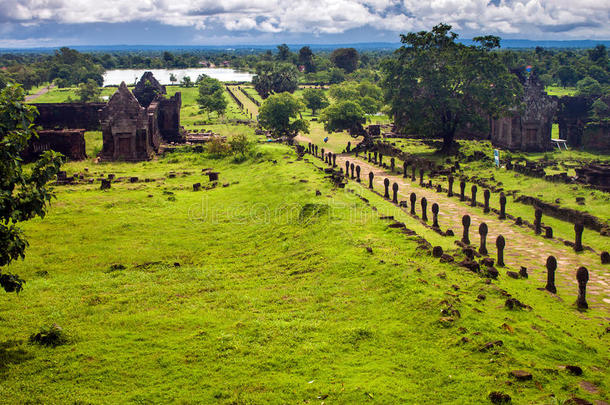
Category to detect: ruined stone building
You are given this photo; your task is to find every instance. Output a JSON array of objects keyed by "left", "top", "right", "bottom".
[
  {"left": 27, "top": 72, "right": 183, "bottom": 162},
  {"left": 490, "top": 74, "right": 557, "bottom": 152}
]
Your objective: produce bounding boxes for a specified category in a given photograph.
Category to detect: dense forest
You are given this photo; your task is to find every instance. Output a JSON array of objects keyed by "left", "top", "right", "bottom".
[{"left": 0, "top": 43, "right": 608, "bottom": 97}]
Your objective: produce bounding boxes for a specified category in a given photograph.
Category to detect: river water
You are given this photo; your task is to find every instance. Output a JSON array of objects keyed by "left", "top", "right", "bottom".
[{"left": 103, "top": 68, "right": 253, "bottom": 86}]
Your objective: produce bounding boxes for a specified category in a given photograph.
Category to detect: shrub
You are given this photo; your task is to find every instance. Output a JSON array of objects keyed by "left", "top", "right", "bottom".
[
  {"left": 229, "top": 134, "right": 254, "bottom": 159},
  {"left": 206, "top": 137, "right": 231, "bottom": 157},
  {"left": 29, "top": 324, "right": 69, "bottom": 347}
]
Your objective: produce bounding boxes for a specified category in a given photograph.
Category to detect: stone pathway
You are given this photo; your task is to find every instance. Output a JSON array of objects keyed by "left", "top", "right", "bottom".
[
  {"left": 297, "top": 136, "right": 610, "bottom": 311},
  {"left": 25, "top": 84, "right": 55, "bottom": 102},
  {"left": 227, "top": 85, "right": 259, "bottom": 118}
]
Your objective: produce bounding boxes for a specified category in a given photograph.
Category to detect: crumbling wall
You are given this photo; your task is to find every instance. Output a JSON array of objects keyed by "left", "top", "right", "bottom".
[
  {"left": 31, "top": 103, "right": 104, "bottom": 130},
  {"left": 133, "top": 71, "right": 166, "bottom": 108},
  {"left": 22, "top": 129, "right": 86, "bottom": 162},
  {"left": 157, "top": 92, "right": 183, "bottom": 143}
]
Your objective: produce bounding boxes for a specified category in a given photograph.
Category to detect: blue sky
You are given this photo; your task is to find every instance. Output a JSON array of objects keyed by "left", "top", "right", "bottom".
[{"left": 0, "top": 0, "right": 608, "bottom": 47}]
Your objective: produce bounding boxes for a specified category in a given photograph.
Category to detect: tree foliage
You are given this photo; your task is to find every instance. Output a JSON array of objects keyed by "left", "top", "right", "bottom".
[
  {"left": 320, "top": 100, "right": 366, "bottom": 135},
  {"left": 382, "top": 24, "right": 521, "bottom": 151},
  {"left": 576, "top": 76, "right": 603, "bottom": 96},
  {"left": 328, "top": 80, "right": 383, "bottom": 114},
  {"left": 252, "top": 62, "right": 299, "bottom": 99},
  {"left": 197, "top": 76, "right": 228, "bottom": 118},
  {"left": 298, "top": 46, "right": 315, "bottom": 73},
  {"left": 330, "top": 48, "right": 359, "bottom": 73},
  {"left": 76, "top": 79, "right": 102, "bottom": 103},
  {"left": 301, "top": 88, "right": 329, "bottom": 115},
  {"left": 258, "top": 93, "right": 309, "bottom": 139},
  {"left": 0, "top": 85, "right": 63, "bottom": 293}
]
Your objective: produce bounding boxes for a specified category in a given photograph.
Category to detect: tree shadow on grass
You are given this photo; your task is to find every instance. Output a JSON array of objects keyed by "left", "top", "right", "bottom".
[{"left": 0, "top": 340, "right": 33, "bottom": 374}]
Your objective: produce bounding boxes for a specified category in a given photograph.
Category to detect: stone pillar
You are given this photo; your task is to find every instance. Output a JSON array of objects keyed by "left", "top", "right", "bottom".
[
  {"left": 461, "top": 215, "right": 471, "bottom": 244},
  {"left": 432, "top": 203, "right": 439, "bottom": 228},
  {"left": 356, "top": 165, "right": 361, "bottom": 182},
  {"left": 321, "top": 148, "right": 325, "bottom": 160},
  {"left": 332, "top": 154, "right": 336, "bottom": 168},
  {"left": 460, "top": 181, "right": 466, "bottom": 201},
  {"left": 496, "top": 235, "right": 505, "bottom": 267},
  {"left": 368, "top": 172, "right": 374, "bottom": 189},
  {"left": 346, "top": 141, "right": 351, "bottom": 152},
  {"left": 373, "top": 151, "right": 377, "bottom": 163},
  {"left": 410, "top": 193, "right": 416, "bottom": 215},
  {"left": 419, "top": 169, "right": 425, "bottom": 186},
  {"left": 392, "top": 183, "right": 398, "bottom": 203},
  {"left": 345, "top": 161, "right": 350, "bottom": 176},
  {"left": 471, "top": 185, "right": 477, "bottom": 207},
  {"left": 379, "top": 153, "right": 383, "bottom": 166},
  {"left": 384, "top": 178, "right": 390, "bottom": 199},
  {"left": 534, "top": 209, "right": 543, "bottom": 235},
  {"left": 483, "top": 189, "right": 490, "bottom": 213},
  {"left": 411, "top": 166, "right": 416, "bottom": 182},
  {"left": 478, "top": 222, "right": 488, "bottom": 255},
  {"left": 314, "top": 145, "right": 318, "bottom": 156},
  {"left": 308, "top": 143, "right": 312, "bottom": 154},
  {"left": 367, "top": 152, "right": 371, "bottom": 162},
  {"left": 574, "top": 223, "right": 584, "bottom": 252},
  {"left": 545, "top": 226, "right": 553, "bottom": 239},
  {"left": 403, "top": 162, "right": 408, "bottom": 178},
  {"left": 390, "top": 157, "right": 395, "bottom": 173},
  {"left": 576, "top": 266, "right": 589, "bottom": 309},
  {"left": 545, "top": 256, "right": 557, "bottom": 294},
  {"left": 499, "top": 192, "right": 506, "bottom": 220},
  {"left": 421, "top": 197, "right": 428, "bottom": 222},
  {"left": 350, "top": 163, "right": 355, "bottom": 179},
  {"left": 448, "top": 176, "right": 454, "bottom": 197}
]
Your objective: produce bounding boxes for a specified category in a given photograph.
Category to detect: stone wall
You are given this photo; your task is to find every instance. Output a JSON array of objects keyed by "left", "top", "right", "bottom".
[
  {"left": 582, "top": 123, "right": 610, "bottom": 152},
  {"left": 22, "top": 129, "right": 87, "bottom": 162},
  {"left": 31, "top": 103, "right": 105, "bottom": 130},
  {"left": 157, "top": 93, "right": 183, "bottom": 143}
]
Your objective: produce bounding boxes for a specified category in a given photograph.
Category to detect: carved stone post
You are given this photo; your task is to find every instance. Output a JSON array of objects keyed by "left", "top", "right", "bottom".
[
  {"left": 314, "top": 145, "right": 318, "bottom": 156},
  {"left": 483, "top": 189, "right": 490, "bottom": 213},
  {"left": 421, "top": 197, "right": 428, "bottom": 222},
  {"left": 367, "top": 152, "right": 371, "bottom": 162},
  {"left": 574, "top": 223, "right": 584, "bottom": 252},
  {"left": 545, "top": 256, "right": 557, "bottom": 294},
  {"left": 411, "top": 166, "right": 416, "bottom": 182},
  {"left": 545, "top": 226, "right": 553, "bottom": 238},
  {"left": 496, "top": 235, "right": 505, "bottom": 267},
  {"left": 499, "top": 192, "right": 506, "bottom": 220},
  {"left": 448, "top": 175, "right": 454, "bottom": 197},
  {"left": 403, "top": 161, "right": 408, "bottom": 178},
  {"left": 534, "top": 209, "right": 543, "bottom": 235},
  {"left": 460, "top": 181, "right": 466, "bottom": 201},
  {"left": 462, "top": 215, "right": 471, "bottom": 244},
  {"left": 432, "top": 203, "right": 439, "bottom": 228},
  {"left": 321, "top": 148, "right": 325, "bottom": 160},
  {"left": 356, "top": 166, "right": 361, "bottom": 182},
  {"left": 390, "top": 157, "right": 395, "bottom": 173},
  {"left": 419, "top": 169, "right": 425, "bottom": 186},
  {"left": 576, "top": 266, "right": 589, "bottom": 309},
  {"left": 368, "top": 172, "right": 374, "bottom": 189},
  {"left": 471, "top": 185, "right": 478, "bottom": 207},
  {"left": 392, "top": 183, "right": 398, "bottom": 203},
  {"left": 410, "top": 193, "right": 416, "bottom": 215},
  {"left": 373, "top": 151, "right": 377, "bottom": 163},
  {"left": 345, "top": 161, "right": 350, "bottom": 176},
  {"left": 350, "top": 163, "right": 355, "bottom": 179},
  {"left": 384, "top": 178, "right": 390, "bottom": 199},
  {"left": 346, "top": 141, "right": 351, "bottom": 152},
  {"left": 478, "top": 222, "right": 488, "bottom": 255},
  {"left": 379, "top": 153, "right": 383, "bottom": 166},
  {"left": 332, "top": 153, "right": 336, "bottom": 168}
]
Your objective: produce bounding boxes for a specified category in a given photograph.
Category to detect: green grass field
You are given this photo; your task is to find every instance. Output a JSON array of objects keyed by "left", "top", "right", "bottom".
[{"left": 1, "top": 143, "right": 608, "bottom": 404}]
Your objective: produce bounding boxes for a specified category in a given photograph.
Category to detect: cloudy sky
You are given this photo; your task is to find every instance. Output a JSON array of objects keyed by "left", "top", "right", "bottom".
[{"left": 0, "top": 0, "right": 609, "bottom": 47}]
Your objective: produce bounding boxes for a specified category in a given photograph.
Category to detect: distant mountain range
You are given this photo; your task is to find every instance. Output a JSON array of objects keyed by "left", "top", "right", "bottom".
[{"left": 1, "top": 39, "right": 609, "bottom": 53}]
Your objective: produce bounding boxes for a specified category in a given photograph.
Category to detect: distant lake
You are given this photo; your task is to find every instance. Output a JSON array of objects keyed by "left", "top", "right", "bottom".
[{"left": 103, "top": 68, "right": 253, "bottom": 86}]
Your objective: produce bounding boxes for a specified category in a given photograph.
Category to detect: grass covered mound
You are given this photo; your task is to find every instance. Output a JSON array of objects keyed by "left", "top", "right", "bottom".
[{"left": 0, "top": 144, "right": 608, "bottom": 403}]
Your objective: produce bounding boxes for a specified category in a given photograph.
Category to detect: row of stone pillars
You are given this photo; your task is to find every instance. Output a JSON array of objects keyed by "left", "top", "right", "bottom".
[{"left": 545, "top": 256, "right": 590, "bottom": 309}]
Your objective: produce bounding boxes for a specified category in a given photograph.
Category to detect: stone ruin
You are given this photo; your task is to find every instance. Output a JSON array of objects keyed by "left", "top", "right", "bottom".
[
  {"left": 132, "top": 71, "right": 166, "bottom": 108},
  {"left": 32, "top": 102, "right": 105, "bottom": 131},
  {"left": 490, "top": 74, "right": 557, "bottom": 152},
  {"left": 21, "top": 129, "right": 87, "bottom": 163},
  {"left": 99, "top": 82, "right": 159, "bottom": 162}
]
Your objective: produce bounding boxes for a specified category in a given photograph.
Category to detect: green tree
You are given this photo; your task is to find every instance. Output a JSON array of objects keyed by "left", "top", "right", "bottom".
[
  {"left": 76, "top": 79, "right": 102, "bottom": 103},
  {"left": 329, "top": 81, "right": 382, "bottom": 114},
  {"left": 258, "top": 93, "right": 309, "bottom": 139},
  {"left": 382, "top": 24, "right": 521, "bottom": 152},
  {"left": 0, "top": 85, "right": 63, "bottom": 293},
  {"left": 320, "top": 100, "right": 366, "bottom": 135},
  {"left": 301, "top": 88, "right": 329, "bottom": 115},
  {"left": 276, "top": 44, "right": 292, "bottom": 61},
  {"left": 197, "top": 76, "right": 228, "bottom": 119},
  {"left": 169, "top": 73, "right": 177, "bottom": 85},
  {"left": 252, "top": 62, "right": 299, "bottom": 99},
  {"left": 576, "top": 76, "right": 603, "bottom": 96},
  {"left": 180, "top": 76, "right": 193, "bottom": 88},
  {"left": 298, "top": 46, "right": 315, "bottom": 73},
  {"left": 330, "top": 48, "right": 359, "bottom": 73}
]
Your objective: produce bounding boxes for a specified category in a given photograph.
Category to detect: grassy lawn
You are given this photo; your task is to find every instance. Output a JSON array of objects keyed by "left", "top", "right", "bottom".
[
  {"left": 0, "top": 143, "right": 608, "bottom": 404},
  {"left": 545, "top": 86, "right": 578, "bottom": 97}
]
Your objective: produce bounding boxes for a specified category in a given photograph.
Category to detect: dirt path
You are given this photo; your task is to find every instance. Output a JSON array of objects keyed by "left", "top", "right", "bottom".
[
  {"left": 296, "top": 135, "right": 610, "bottom": 310},
  {"left": 25, "top": 84, "right": 55, "bottom": 102}
]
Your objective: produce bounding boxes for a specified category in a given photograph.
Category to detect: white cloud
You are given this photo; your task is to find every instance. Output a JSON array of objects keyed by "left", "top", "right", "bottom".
[{"left": 0, "top": 0, "right": 608, "bottom": 38}]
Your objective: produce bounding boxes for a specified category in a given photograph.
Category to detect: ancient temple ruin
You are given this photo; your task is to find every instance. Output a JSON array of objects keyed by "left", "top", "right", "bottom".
[{"left": 490, "top": 74, "right": 557, "bottom": 152}]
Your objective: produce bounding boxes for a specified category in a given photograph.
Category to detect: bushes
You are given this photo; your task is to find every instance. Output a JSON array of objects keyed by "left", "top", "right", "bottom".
[
  {"left": 206, "top": 135, "right": 255, "bottom": 160},
  {"left": 29, "top": 324, "right": 69, "bottom": 347}
]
